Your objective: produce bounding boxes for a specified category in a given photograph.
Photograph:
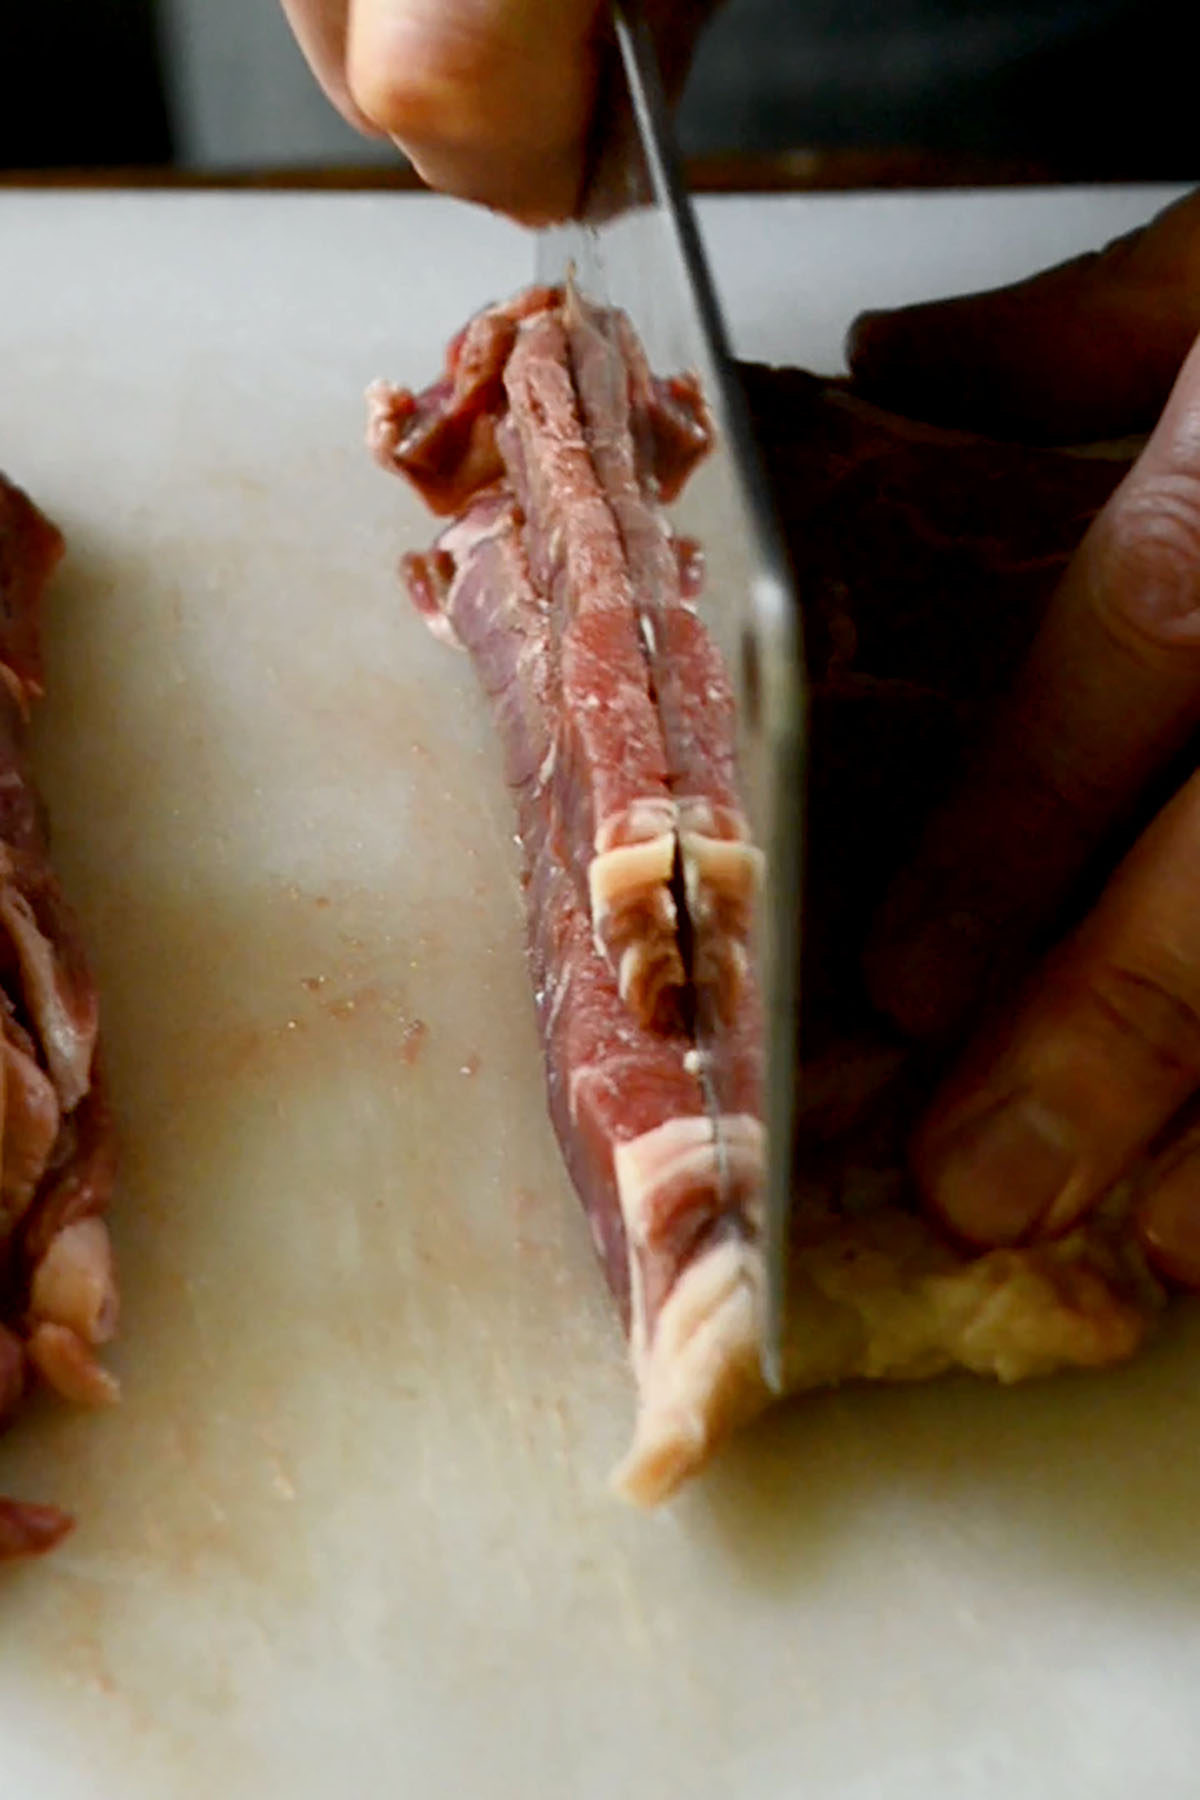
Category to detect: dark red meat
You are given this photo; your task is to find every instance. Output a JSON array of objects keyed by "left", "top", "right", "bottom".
[{"left": 0, "top": 472, "right": 119, "bottom": 1557}]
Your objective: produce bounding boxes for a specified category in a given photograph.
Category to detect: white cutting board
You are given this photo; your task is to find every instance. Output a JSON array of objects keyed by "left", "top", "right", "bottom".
[{"left": 0, "top": 185, "right": 1196, "bottom": 1800}]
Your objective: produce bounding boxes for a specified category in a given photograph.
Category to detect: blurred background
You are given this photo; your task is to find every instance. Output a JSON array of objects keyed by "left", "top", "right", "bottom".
[{"left": 0, "top": 0, "right": 1191, "bottom": 181}]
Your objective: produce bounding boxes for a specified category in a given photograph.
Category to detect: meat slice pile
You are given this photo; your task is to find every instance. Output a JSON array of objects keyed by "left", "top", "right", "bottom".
[
  {"left": 0, "top": 474, "right": 119, "bottom": 1558},
  {"left": 373, "top": 289, "right": 1164, "bottom": 1505}
]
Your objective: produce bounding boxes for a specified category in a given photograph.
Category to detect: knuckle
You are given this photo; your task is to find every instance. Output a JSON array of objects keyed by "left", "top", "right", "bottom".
[
  {"left": 349, "top": 67, "right": 449, "bottom": 142},
  {"left": 348, "top": 12, "right": 584, "bottom": 157},
  {"left": 1081, "top": 962, "right": 1200, "bottom": 1083},
  {"left": 348, "top": 24, "right": 494, "bottom": 142},
  {"left": 1095, "top": 468, "right": 1200, "bottom": 650}
]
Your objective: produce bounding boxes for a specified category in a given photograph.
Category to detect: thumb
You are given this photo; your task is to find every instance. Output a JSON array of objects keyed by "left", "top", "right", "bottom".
[{"left": 346, "top": 0, "right": 601, "bottom": 223}]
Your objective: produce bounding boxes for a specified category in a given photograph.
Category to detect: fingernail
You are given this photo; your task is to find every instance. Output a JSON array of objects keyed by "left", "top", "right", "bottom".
[
  {"left": 1137, "top": 1148, "right": 1200, "bottom": 1289},
  {"left": 922, "top": 1095, "right": 1078, "bottom": 1246}
]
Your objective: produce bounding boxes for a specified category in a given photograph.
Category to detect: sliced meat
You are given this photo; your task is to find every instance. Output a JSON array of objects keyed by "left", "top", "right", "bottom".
[
  {"left": 0, "top": 682, "right": 47, "bottom": 852},
  {"left": 0, "top": 474, "right": 61, "bottom": 705},
  {"left": 501, "top": 309, "right": 690, "bottom": 1029},
  {"left": 379, "top": 285, "right": 738, "bottom": 1033},
  {"left": 0, "top": 1032, "right": 61, "bottom": 1229},
  {"left": 527, "top": 767, "right": 764, "bottom": 1364},
  {"left": 22, "top": 1075, "right": 118, "bottom": 1268},
  {"left": 30, "top": 1216, "right": 118, "bottom": 1346},
  {"left": 376, "top": 291, "right": 1158, "bottom": 1506},
  {"left": 0, "top": 471, "right": 119, "bottom": 1555},
  {"left": 404, "top": 495, "right": 552, "bottom": 790},
  {"left": 0, "top": 858, "right": 99, "bottom": 1110},
  {"left": 367, "top": 287, "right": 561, "bottom": 516},
  {"left": 409, "top": 471, "right": 766, "bottom": 1490},
  {"left": 565, "top": 290, "right": 760, "bottom": 1026},
  {"left": 27, "top": 1321, "right": 119, "bottom": 1407},
  {"left": 0, "top": 1499, "right": 73, "bottom": 1560}
]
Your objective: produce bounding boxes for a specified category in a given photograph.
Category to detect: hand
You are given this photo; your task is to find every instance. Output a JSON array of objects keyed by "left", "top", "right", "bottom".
[
  {"left": 854, "top": 189, "right": 1200, "bottom": 1287},
  {"left": 279, "top": 0, "right": 712, "bottom": 223}
]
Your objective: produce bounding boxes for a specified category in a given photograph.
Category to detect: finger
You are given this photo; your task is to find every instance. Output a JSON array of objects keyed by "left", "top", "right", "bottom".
[
  {"left": 346, "top": 0, "right": 601, "bottom": 223},
  {"left": 279, "top": 0, "right": 382, "bottom": 135},
  {"left": 1129, "top": 1085, "right": 1200, "bottom": 1289},
  {"left": 866, "top": 329, "right": 1200, "bottom": 1042},
  {"left": 1135, "top": 1115, "right": 1200, "bottom": 1289},
  {"left": 847, "top": 188, "right": 1200, "bottom": 442},
  {"left": 914, "top": 769, "right": 1200, "bottom": 1248}
]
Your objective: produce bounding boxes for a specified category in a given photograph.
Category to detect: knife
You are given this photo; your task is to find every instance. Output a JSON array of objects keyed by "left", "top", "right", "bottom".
[{"left": 534, "top": 2, "right": 806, "bottom": 1392}]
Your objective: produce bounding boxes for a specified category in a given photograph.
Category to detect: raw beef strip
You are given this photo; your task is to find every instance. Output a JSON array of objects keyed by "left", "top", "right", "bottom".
[
  {"left": 0, "top": 473, "right": 120, "bottom": 1557},
  {"left": 367, "top": 286, "right": 560, "bottom": 516},
  {"left": 371, "top": 288, "right": 745, "bottom": 1034},
  {"left": 499, "top": 307, "right": 685, "bottom": 1029},
  {"left": 375, "top": 288, "right": 1159, "bottom": 1505},
  {"left": 382, "top": 289, "right": 770, "bottom": 1499},
  {"left": 564, "top": 291, "right": 762, "bottom": 1026},
  {"left": 406, "top": 484, "right": 765, "bottom": 1500}
]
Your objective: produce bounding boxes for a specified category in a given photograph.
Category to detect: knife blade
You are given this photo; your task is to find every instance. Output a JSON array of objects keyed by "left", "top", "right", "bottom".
[{"left": 534, "top": 2, "right": 805, "bottom": 1392}]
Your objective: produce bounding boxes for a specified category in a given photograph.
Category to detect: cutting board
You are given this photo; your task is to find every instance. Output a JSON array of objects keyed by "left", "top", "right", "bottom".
[{"left": 0, "top": 186, "right": 1196, "bottom": 1800}]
